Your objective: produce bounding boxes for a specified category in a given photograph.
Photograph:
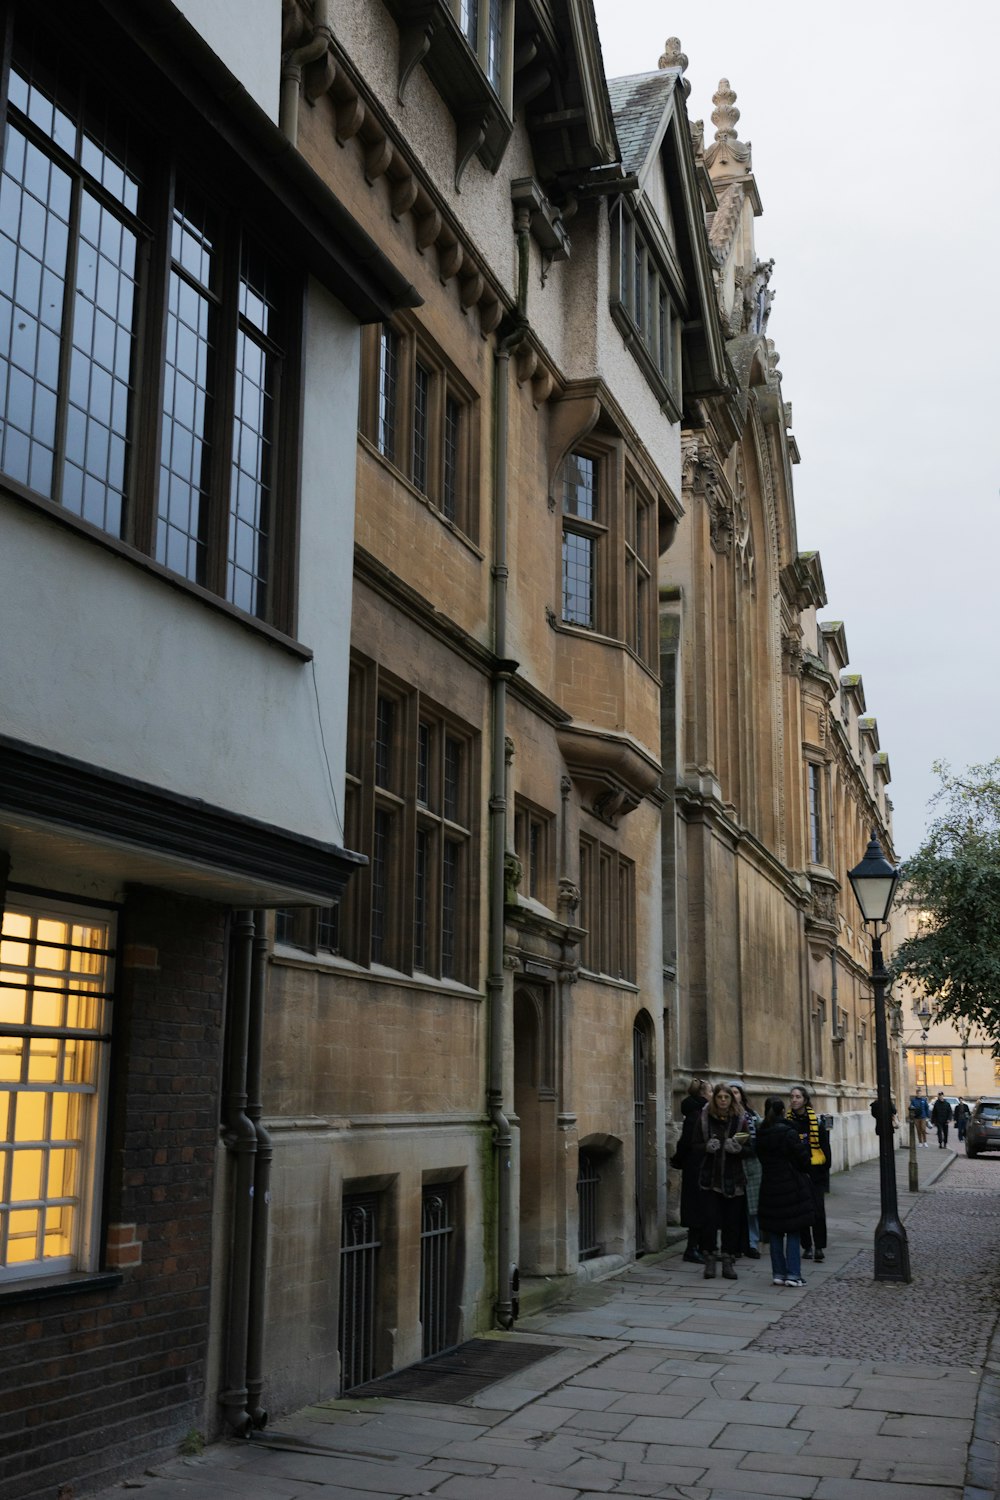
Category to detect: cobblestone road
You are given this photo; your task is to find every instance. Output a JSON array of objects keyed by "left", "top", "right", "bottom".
[{"left": 751, "top": 1150, "right": 1000, "bottom": 1362}]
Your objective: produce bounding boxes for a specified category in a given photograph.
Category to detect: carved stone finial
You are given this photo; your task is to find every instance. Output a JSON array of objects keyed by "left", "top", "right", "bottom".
[
  {"left": 712, "top": 78, "right": 740, "bottom": 143},
  {"left": 658, "top": 37, "right": 691, "bottom": 96}
]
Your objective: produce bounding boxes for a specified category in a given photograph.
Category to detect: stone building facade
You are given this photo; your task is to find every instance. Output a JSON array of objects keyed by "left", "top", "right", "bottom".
[{"left": 658, "top": 71, "right": 899, "bottom": 1166}]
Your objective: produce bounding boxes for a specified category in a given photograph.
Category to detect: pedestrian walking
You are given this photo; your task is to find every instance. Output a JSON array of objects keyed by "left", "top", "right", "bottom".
[
  {"left": 756, "top": 1096, "right": 813, "bottom": 1286},
  {"left": 930, "top": 1091, "right": 953, "bottom": 1148},
  {"left": 728, "top": 1083, "right": 762, "bottom": 1259},
  {"left": 671, "top": 1077, "right": 711, "bottom": 1263},
  {"left": 789, "top": 1085, "right": 830, "bottom": 1262},
  {"left": 690, "top": 1083, "right": 751, "bottom": 1281},
  {"left": 954, "top": 1099, "right": 971, "bottom": 1142},
  {"left": 910, "top": 1090, "right": 930, "bottom": 1146}
]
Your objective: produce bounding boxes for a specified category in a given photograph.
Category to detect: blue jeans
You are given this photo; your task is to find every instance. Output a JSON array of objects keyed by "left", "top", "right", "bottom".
[{"left": 768, "top": 1232, "right": 802, "bottom": 1281}]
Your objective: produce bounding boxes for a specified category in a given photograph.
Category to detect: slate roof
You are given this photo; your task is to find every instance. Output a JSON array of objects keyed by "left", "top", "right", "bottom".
[{"left": 606, "top": 69, "right": 681, "bottom": 178}]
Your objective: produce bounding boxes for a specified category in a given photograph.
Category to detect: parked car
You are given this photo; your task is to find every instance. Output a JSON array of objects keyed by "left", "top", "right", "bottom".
[{"left": 965, "top": 1098, "right": 1000, "bottom": 1157}]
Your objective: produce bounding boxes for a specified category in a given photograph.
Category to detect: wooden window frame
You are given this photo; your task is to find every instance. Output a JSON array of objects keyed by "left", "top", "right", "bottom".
[
  {"left": 327, "top": 656, "right": 478, "bottom": 984},
  {"left": 578, "top": 834, "right": 636, "bottom": 984},
  {"left": 360, "top": 318, "right": 479, "bottom": 542},
  {"left": 513, "top": 799, "right": 553, "bottom": 907},
  {"left": 0, "top": 15, "right": 302, "bottom": 632},
  {"left": 610, "top": 200, "right": 683, "bottom": 415},
  {"left": 807, "top": 761, "right": 824, "bottom": 865}
]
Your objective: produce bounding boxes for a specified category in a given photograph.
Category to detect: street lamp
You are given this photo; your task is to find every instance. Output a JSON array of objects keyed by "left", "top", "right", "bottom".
[
  {"left": 848, "top": 829, "right": 911, "bottom": 1283},
  {"left": 916, "top": 1000, "right": 932, "bottom": 1094}
]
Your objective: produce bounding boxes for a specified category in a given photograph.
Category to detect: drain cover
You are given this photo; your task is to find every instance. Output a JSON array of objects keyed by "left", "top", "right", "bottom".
[{"left": 346, "top": 1337, "right": 560, "bottom": 1402}]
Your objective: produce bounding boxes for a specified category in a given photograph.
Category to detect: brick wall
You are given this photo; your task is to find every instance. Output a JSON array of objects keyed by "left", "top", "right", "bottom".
[{"left": 0, "top": 889, "right": 227, "bottom": 1500}]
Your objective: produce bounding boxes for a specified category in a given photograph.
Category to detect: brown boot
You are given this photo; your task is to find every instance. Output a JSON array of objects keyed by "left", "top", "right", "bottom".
[
  {"left": 721, "top": 1254, "right": 738, "bottom": 1280},
  {"left": 703, "top": 1254, "right": 717, "bottom": 1279}
]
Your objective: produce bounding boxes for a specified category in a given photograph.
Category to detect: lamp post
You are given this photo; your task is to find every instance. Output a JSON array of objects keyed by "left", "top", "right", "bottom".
[
  {"left": 848, "top": 829, "right": 911, "bottom": 1283},
  {"left": 917, "top": 1001, "right": 932, "bottom": 1095}
]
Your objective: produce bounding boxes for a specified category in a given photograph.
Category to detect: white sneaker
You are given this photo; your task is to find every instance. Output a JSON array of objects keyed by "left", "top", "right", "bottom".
[
  {"left": 772, "top": 1276, "right": 785, "bottom": 1286},
  {"left": 783, "top": 1277, "right": 806, "bottom": 1287}
]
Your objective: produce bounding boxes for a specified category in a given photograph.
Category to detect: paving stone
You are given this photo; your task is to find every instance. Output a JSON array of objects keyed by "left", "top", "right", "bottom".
[
  {"left": 564, "top": 1367, "right": 674, "bottom": 1394},
  {"left": 745, "top": 1382, "right": 858, "bottom": 1408},
  {"left": 429, "top": 1477, "right": 581, "bottom": 1500},
  {"left": 642, "top": 1443, "right": 742, "bottom": 1471},
  {"left": 603, "top": 1390, "right": 705, "bottom": 1418},
  {"left": 850, "top": 1384, "right": 976, "bottom": 1417},
  {"left": 621, "top": 1457, "right": 713, "bottom": 1487},
  {"left": 878, "top": 1412, "right": 972, "bottom": 1439},
  {"left": 561, "top": 1407, "right": 636, "bottom": 1434},
  {"left": 797, "top": 1433, "right": 968, "bottom": 1466},
  {"left": 683, "top": 1394, "right": 802, "bottom": 1427},
  {"left": 789, "top": 1404, "right": 885, "bottom": 1435},
  {"left": 853, "top": 1457, "right": 967, "bottom": 1484},
  {"left": 710, "top": 1422, "right": 808, "bottom": 1454},
  {"left": 614, "top": 1414, "right": 727, "bottom": 1446},
  {"left": 737, "top": 1450, "right": 857, "bottom": 1480},
  {"left": 813, "top": 1480, "right": 962, "bottom": 1499},
  {"left": 695, "top": 1471, "right": 820, "bottom": 1498}
]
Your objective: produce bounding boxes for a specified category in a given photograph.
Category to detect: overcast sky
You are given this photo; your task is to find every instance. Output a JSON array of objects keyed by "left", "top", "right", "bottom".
[{"left": 592, "top": 0, "right": 1000, "bottom": 861}]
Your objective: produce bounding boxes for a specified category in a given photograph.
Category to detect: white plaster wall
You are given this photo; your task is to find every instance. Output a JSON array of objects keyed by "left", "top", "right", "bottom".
[
  {"left": 173, "top": 0, "right": 281, "bottom": 122},
  {"left": 0, "top": 281, "right": 359, "bottom": 846}
]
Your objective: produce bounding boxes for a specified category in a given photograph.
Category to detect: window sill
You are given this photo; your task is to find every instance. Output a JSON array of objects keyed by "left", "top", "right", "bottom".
[
  {"left": 577, "top": 969, "right": 640, "bottom": 993},
  {"left": 0, "top": 1269, "right": 123, "bottom": 1306},
  {"left": 1, "top": 476, "right": 313, "bottom": 661},
  {"left": 271, "top": 944, "right": 484, "bottom": 1001},
  {"left": 358, "top": 437, "right": 483, "bottom": 558}
]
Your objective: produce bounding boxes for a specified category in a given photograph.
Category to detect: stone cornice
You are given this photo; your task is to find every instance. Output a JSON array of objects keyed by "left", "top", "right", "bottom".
[{"left": 675, "top": 781, "right": 810, "bottom": 909}]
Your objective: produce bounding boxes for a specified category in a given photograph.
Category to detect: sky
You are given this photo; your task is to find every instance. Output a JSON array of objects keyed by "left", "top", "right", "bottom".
[{"left": 592, "top": 0, "right": 1000, "bottom": 860}]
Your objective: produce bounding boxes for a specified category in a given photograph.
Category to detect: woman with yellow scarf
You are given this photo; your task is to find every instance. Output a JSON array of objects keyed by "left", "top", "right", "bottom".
[{"left": 789, "top": 1085, "right": 831, "bottom": 1262}]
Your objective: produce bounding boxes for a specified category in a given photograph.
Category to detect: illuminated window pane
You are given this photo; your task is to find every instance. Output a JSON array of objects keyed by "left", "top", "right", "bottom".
[{"left": 1, "top": 900, "right": 113, "bottom": 1280}]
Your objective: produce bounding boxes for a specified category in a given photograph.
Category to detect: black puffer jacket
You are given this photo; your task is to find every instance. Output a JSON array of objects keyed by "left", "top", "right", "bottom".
[{"left": 756, "top": 1120, "right": 814, "bottom": 1234}]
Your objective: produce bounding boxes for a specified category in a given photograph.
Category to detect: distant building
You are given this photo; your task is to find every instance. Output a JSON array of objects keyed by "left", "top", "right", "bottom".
[{"left": 658, "top": 70, "right": 899, "bottom": 1165}]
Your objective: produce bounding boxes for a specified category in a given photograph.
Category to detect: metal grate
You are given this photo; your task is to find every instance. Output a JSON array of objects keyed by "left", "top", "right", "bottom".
[
  {"left": 420, "top": 1184, "right": 454, "bottom": 1358},
  {"left": 347, "top": 1337, "right": 558, "bottom": 1403},
  {"left": 577, "top": 1150, "right": 601, "bottom": 1261},
  {"left": 339, "top": 1194, "right": 380, "bottom": 1393}
]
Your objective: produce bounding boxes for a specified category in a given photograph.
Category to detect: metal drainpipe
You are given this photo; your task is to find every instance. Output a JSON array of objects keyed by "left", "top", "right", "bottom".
[
  {"left": 488, "top": 212, "right": 531, "bottom": 1330},
  {"left": 220, "top": 909, "right": 258, "bottom": 1437},
  {"left": 245, "top": 910, "right": 273, "bottom": 1430},
  {"left": 279, "top": 0, "right": 332, "bottom": 147}
]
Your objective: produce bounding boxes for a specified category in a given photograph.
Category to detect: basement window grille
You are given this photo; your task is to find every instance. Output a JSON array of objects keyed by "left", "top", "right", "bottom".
[
  {"left": 576, "top": 1150, "right": 601, "bottom": 1261},
  {"left": 420, "top": 1184, "right": 455, "bottom": 1358},
  {"left": 339, "top": 1193, "right": 381, "bottom": 1392}
]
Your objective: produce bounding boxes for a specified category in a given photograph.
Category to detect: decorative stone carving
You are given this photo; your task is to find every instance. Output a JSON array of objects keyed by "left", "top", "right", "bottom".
[
  {"left": 504, "top": 850, "right": 523, "bottom": 904},
  {"left": 782, "top": 633, "right": 804, "bottom": 676},
  {"left": 732, "top": 452, "right": 755, "bottom": 588},
  {"left": 657, "top": 37, "right": 691, "bottom": 97},
  {"left": 711, "top": 78, "right": 740, "bottom": 142},
  {"left": 557, "top": 878, "right": 581, "bottom": 919}
]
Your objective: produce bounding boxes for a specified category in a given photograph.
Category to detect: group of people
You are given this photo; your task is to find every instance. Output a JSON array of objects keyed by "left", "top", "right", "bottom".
[
  {"left": 672, "top": 1079, "right": 831, "bottom": 1287},
  {"left": 909, "top": 1090, "right": 970, "bottom": 1147}
]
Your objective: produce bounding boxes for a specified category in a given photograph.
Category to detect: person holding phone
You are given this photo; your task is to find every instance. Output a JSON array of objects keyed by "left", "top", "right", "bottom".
[{"left": 689, "top": 1083, "right": 752, "bottom": 1280}]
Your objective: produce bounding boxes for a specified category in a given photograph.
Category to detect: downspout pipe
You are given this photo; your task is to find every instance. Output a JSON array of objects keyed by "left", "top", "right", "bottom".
[
  {"left": 487, "top": 209, "right": 531, "bottom": 1330},
  {"left": 280, "top": 0, "right": 333, "bottom": 147},
  {"left": 220, "top": 909, "right": 258, "bottom": 1437},
  {"left": 245, "top": 910, "right": 273, "bottom": 1430}
]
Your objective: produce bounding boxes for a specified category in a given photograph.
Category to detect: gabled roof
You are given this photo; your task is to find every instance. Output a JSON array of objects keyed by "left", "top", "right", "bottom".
[
  {"left": 606, "top": 64, "right": 731, "bottom": 402},
  {"left": 606, "top": 68, "right": 681, "bottom": 180}
]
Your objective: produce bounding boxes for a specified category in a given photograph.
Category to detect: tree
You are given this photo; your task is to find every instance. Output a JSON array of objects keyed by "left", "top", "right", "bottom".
[{"left": 891, "top": 759, "right": 1000, "bottom": 1052}]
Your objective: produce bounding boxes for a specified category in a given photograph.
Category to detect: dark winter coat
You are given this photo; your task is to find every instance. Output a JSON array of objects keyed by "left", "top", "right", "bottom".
[
  {"left": 676, "top": 1094, "right": 705, "bottom": 1228},
  {"left": 689, "top": 1108, "right": 751, "bottom": 1199},
  {"left": 930, "top": 1097, "right": 953, "bottom": 1125},
  {"left": 789, "top": 1107, "right": 831, "bottom": 1192},
  {"left": 756, "top": 1120, "right": 814, "bottom": 1234}
]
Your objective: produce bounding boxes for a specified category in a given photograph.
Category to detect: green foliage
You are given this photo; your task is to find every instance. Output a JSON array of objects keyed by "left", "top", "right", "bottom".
[
  {"left": 179, "top": 1429, "right": 205, "bottom": 1456},
  {"left": 892, "top": 759, "right": 1000, "bottom": 1051}
]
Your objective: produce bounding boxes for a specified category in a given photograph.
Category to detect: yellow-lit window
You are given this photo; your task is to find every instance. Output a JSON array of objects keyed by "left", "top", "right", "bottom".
[
  {"left": 1, "top": 899, "right": 114, "bottom": 1281},
  {"left": 915, "top": 1053, "right": 953, "bottom": 1088}
]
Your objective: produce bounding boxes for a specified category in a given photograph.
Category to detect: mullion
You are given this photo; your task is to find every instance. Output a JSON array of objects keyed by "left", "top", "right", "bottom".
[{"left": 203, "top": 220, "right": 238, "bottom": 599}]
